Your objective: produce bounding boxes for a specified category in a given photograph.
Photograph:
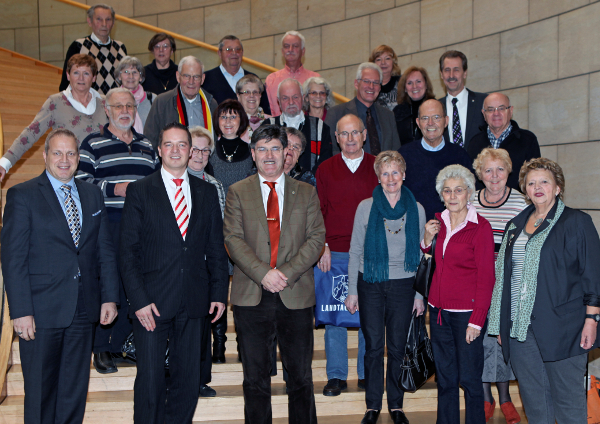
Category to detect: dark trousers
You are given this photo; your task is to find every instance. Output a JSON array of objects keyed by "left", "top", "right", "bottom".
[
  {"left": 20, "top": 281, "right": 94, "bottom": 424},
  {"left": 358, "top": 274, "right": 415, "bottom": 410},
  {"left": 429, "top": 307, "right": 486, "bottom": 424},
  {"left": 93, "top": 219, "right": 131, "bottom": 354},
  {"left": 200, "top": 313, "right": 212, "bottom": 385},
  {"left": 132, "top": 307, "right": 204, "bottom": 424},
  {"left": 234, "top": 289, "right": 317, "bottom": 424}
]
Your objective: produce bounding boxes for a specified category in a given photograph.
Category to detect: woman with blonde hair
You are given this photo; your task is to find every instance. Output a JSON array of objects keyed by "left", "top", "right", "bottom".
[{"left": 369, "top": 45, "right": 401, "bottom": 110}]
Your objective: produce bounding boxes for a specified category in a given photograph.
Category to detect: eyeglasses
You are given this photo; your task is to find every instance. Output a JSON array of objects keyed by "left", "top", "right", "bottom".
[
  {"left": 255, "top": 146, "right": 282, "bottom": 153},
  {"left": 442, "top": 187, "right": 467, "bottom": 196},
  {"left": 191, "top": 147, "right": 211, "bottom": 156},
  {"left": 336, "top": 129, "right": 364, "bottom": 140},
  {"left": 108, "top": 103, "right": 136, "bottom": 111},
  {"left": 484, "top": 105, "right": 511, "bottom": 113},
  {"left": 419, "top": 115, "right": 443, "bottom": 123},
  {"left": 357, "top": 78, "right": 382, "bottom": 87},
  {"left": 180, "top": 74, "right": 202, "bottom": 82},
  {"left": 238, "top": 90, "right": 260, "bottom": 96},
  {"left": 223, "top": 47, "right": 243, "bottom": 54},
  {"left": 219, "top": 115, "right": 239, "bottom": 122},
  {"left": 153, "top": 43, "right": 171, "bottom": 51},
  {"left": 288, "top": 144, "right": 302, "bottom": 152},
  {"left": 121, "top": 69, "right": 139, "bottom": 76},
  {"left": 308, "top": 91, "right": 327, "bottom": 97}
]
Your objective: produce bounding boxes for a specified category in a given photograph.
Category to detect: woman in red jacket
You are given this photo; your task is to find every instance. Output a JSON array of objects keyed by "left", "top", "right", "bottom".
[{"left": 422, "top": 164, "right": 495, "bottom": 424}]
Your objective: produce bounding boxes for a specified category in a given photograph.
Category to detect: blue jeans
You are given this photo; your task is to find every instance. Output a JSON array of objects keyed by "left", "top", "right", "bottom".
[{"left": 324, "top": 251, "right": 365, "bottom": 380}]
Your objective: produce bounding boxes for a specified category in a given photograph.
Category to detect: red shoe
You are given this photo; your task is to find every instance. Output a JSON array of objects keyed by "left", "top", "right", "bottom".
[
  {"left": 484, "top": 399, "right": 496, "bottom": 422},
  {"left": 500, "top": 401, "right": 521, "bottom": 424}
]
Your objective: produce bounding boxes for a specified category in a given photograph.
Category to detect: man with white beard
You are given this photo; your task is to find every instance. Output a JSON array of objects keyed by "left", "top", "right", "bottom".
[
  {"left": 77, "top": 87, "right": 159, "bottom": 374},
  {"left": 265, "top": 78, "right": 332, "bottom": 174}
]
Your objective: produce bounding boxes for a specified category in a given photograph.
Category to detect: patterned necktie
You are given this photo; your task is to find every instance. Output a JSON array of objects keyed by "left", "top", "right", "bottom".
[
  {"left": 264, "top": 181, "right": 280, "bottom": 268},
  {"left": 173, "top": 179, "right": 189, "bottom": 239},
  {"left": 60, "top": 185, "right": 81, "bottom": 248},
  {"left": 452, "top": 97, "right": 464, "bottom": 147},
  {"left": 366, "top": 108, "right": 381, "bottom": 156}
]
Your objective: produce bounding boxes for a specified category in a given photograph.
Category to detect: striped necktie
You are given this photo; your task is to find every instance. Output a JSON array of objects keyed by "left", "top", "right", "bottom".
[
  {"left": 173, "top": 178, "right": 189, "bottom": 239},
  {"left": 60, "top": 184, "right": 81, "bottom": 248},
  {"left": 452, "top": 97, "right": 464, "bottom": 147}
]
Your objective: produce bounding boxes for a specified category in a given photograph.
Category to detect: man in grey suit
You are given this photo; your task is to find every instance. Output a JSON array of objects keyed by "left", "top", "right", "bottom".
[
  {"left": 438, "top": 50, "right": 487, "bottom": 151},
  {"left": 2, "top": 128, "right": 119, "bottom": 424},
  {"left": 325, "top": 62, "right": 400, "bottom": 155}
]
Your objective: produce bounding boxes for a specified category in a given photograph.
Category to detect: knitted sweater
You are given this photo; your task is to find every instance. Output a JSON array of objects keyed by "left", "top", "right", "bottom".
[
  {"left": 316, "top": 153, "right": 379, "bottom": 252},
  {"left": 399, "top": 139, "right": 474, "bottom": 221}
]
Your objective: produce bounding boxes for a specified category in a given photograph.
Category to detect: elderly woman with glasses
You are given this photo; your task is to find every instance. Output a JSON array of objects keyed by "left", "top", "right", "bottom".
[
  {"left": 143, "top": 33, "right": 178, "bottom": 94},
  {"left": 422, "top": 164, "right": 495, "bottom": 424},
  {"left": 302, "top": 76, "right": 335, "bottom": 121},
  {"left": 115, "top": 56, "right": 157, "bottom": 134},
  {"left": 237, "top": 74, "right": 271, "bottom": 143}
]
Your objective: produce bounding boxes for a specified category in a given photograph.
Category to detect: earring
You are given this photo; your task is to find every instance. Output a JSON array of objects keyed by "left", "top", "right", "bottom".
[
  {"left": 403, "top": 177, "right": 405, "bottom": 181},
  {"left": 378, "top": 180, "right": 381, "bottom": 183}
]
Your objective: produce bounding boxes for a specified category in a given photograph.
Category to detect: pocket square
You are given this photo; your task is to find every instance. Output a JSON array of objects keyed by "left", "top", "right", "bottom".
[{"left": 92, "top": 210, "right": 102, "bottom": 216}]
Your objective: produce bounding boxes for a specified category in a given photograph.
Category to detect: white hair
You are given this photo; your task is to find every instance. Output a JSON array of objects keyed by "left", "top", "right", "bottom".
[
  {"left": 356, "top": 62, "right": 383, "bottom": 83},
  {"left": 435, "top": 165, "right": 476, "bottom": 202},
  {"left": 302, "top": 77, "right": 335, "bottom": 111},
  {"left": 105, "top": 87, "right": 135, "bottom": 105},
  {"left": 277, "top": 78, "right": 303, "bottom": 100},
  {"left": 282, "top": 31, "right": 305, "bottom": 49},
  {"left": 178, "top": 56, "right": 204, "bottom": 74}
]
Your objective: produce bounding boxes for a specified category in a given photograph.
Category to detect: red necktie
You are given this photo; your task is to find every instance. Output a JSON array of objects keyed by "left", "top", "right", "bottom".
[
  {"left": 173, "top": 178, "right": 189, "bottom": 239},
  {"left": 264, "top": 181, "right": 280, "bottom": 268}
]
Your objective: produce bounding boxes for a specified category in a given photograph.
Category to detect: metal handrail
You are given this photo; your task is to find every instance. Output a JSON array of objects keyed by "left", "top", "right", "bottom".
[{"left": 55, "top": 0, "right": 350, "bottom": 103}]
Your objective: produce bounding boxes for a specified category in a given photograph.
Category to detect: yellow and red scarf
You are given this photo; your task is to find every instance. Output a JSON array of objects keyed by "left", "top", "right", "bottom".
[{"left": 176, "top": 86, "right": 213, "bottom": 133}]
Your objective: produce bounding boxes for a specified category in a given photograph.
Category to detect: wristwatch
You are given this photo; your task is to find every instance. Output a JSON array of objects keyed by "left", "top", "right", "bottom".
[{"left": 585, "top": 314, "right": 600, "bottom": 322}]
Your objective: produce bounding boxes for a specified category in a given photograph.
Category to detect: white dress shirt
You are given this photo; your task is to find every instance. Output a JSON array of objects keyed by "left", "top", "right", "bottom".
[
  {"left": 258, "top": 172, "right": 285, "bottom": 224},
  {"left": 446, "top": 88, "right": 468, "bottom": 143},
  {"left": 161, "top": 167, "right": 192, "bottom": 218},
  {"left": 341, "top": 149, "right": 364, "bottom": 173},
  {"left": 281, "top": 112, "right": 305, "bottom": 130},
  {"left": 219, "top": 64, "right": 245, "bottom": 93},
  {"left": 91, "top": 33, "right": 111, "bottom": 46}
]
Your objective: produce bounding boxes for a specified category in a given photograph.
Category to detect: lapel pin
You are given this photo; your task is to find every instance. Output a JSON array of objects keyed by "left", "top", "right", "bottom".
[{"left": 292, "top": 191, "right": 295, "bottom": 195}]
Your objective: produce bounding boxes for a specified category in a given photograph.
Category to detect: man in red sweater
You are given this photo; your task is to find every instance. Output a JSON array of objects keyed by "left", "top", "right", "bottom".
[{"left": 316, "top": 114, "right": 379, "bottom": 396}]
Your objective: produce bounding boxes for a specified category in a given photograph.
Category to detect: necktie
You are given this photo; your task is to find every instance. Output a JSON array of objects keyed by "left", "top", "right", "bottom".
[
  {"left": 60, "top": 184, "right": 81, "bottom": 248},
  {"left": 173, "top": 178, "right": 189, "bottom": 239},
  {"left": 264, "top": 181, "right": 280, "bottom": 269},
  {"left": 452, "top": 97, "right": 464, "bottom": 147},
  {"left": 366, "top": 108, "right": 381, "bottom": 156}
]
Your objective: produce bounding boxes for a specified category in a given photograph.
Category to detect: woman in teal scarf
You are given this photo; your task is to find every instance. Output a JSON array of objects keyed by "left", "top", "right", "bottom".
[
  {"left": 488, "top": 158, "right": 600, "bottom": 424},
  {"left": 345, "top": 151, "right": 426, "bottom": 424}
]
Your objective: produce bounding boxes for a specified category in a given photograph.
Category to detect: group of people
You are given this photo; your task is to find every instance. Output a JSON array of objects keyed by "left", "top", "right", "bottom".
[{"left": 1, "top": 4, "right": 598, "bottom": 424}]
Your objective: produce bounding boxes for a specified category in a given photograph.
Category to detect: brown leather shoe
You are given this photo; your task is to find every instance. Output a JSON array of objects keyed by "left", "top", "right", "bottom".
[
  {"left": 500, "top": 401, "right": 521, "bottom": 424},
  {"left": 484, "top": 399, "right": 496, "bottom": 422}
]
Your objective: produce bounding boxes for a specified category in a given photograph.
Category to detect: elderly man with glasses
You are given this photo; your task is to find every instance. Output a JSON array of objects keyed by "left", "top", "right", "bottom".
[
  {"left": 144, "top": 56, "right": 218, "bottom": 151},
  {"left": 325, "top": 63, "right": 400, "bottom": 155},
  {"left": 76, "top": 87, "right": 159, "bottom": 374}
]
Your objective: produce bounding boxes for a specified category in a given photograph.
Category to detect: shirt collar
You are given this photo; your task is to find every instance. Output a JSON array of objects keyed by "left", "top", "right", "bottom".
[
  {"left": 64, "top": 85, "right": 102, "bottom": 115},
  {"left": 90, "top": 33, "right": 111, "bottom": 46},
  {"left": 46, "top": 171, "right": 76, "bottom": 192},
  {"left": 219, "top": 64, "right": 244, "bottom": 79},
  {"left": 284, "top": 64, "right": 305, "bottom": 75},
  {"left": 280, "top": 112, "right": 305, "bottom": 129},
  {"left": 487, "top": 123, "right": 513, "bottom": 142},
  {"left": 258, "top": 171, "right": 286, "bottom": 188},
  {"left": 341, "top": 149, "right": 364, "bottom": 163},
  {"left": 161, "top": 167, "right": 189, "bottom": 186},
  {"left": 448, "top": 87, "right": 468, "bottom": 103},
  {"left": 421, "top": 136, "right": 446, "bottom": 152},
  {"left": 441, "top": 202, "right": 479, "bottom": 225}
]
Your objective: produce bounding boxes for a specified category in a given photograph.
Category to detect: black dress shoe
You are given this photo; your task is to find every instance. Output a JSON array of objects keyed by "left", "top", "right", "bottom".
[
  {"left": 323, "top": 378, "right": 347, "bottom": 396},
  {"left": 389, "top": 409, "right": 409, "bottom": 424},
  {"left": 93, "top": 351, "right": 117, "bottom": 374},
  {"left": 360, "top": 410, "right": 381, "bottom": 424},
  {"left": 358, "top": 378, "right": 366, "bottom": 390},
  {"left": 212, "top": 353, "right": 226, "bottom": 363},
  {"left": 199, "top": 384, "right": 217, "bottom": 397}
]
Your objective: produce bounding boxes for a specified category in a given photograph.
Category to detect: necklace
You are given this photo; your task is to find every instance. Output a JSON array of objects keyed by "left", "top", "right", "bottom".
[
  {"left": 483, "top": 186, "right": 507, "bottom": 204},
  {"left": 221, "top": 142, "right": 240, "bottom": 162},
  {"left": 534, "top": 218, "right": 544, "bottom": 227},
  {"left": 384, "top": 216, "right": 405, "bottom": 234},
  {"left": 160, "top": 78, "right": 169, "bottom": 91}
]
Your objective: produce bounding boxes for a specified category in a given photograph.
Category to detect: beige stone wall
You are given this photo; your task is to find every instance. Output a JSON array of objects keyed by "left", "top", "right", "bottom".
[{"left": 0, "top": 0, "right": 599, "bottom": 218}]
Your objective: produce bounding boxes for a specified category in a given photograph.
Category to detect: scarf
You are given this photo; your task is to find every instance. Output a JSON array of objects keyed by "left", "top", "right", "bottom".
[
  {"left": 131, "top": 85, "right": 146, "bottom": 135},
  {"left": 281, "top": 112, "right": 305, "bottom": 129},
  {"left": 488, "top": 199, "right": 565, "bottom": 341},
  {"left": 363, "top": 185, "right": 421, "bottom": 283},
  {"left": 176, "top": 85, "right": 213, "bottom": 133}
]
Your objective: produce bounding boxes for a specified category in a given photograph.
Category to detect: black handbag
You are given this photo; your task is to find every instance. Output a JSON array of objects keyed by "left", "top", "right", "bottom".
[
  {"left": 413, "top": 234, "right": 436, "bottom": 298},
  {"left": 399, "top": 311, "right": 435, "bottom": 393}
]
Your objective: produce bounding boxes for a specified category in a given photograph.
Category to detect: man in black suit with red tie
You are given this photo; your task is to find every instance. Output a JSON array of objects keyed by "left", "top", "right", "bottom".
[
  {"left": 120, "top": 122, "right": 229, "bottom": 423},
  {"left": 1, "top": 128, "right": 119, "bottom": 424}
]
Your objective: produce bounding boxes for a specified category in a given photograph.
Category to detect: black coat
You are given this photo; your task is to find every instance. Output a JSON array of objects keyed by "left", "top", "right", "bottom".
[
  {"left": 393, "top": 101, "right": 422, "bottom": 146},
  {"left": 202, "top": 67, "right": 271, "bottom": 115},
  {"left": 467, "top": 120, "right": 541, "bottom": 192},
  {"left": 439, "top": 89, "right": 487, "bottom": 151},
  {"left": 496, "top": 201, "right": 600, "bottom": 362},
  {"left": 142, "top": 60, "right": 179, "bottom": 95}
]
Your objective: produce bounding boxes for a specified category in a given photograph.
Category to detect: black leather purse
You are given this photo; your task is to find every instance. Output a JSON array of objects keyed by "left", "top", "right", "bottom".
[
  {"left": 413, "top": 235, "right": 437, "bottom": 298},
  {"left": 399, "top": 311, "right": 435, "bottom": 393}
]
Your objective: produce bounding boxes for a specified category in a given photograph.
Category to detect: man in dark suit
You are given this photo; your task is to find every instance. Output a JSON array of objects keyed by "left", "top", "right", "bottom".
[
  {"left": 202, "top": 35, "right": 271, "bottom": 115},
  {"left": 224, "top": 125, "right": 325, "bottom": 424},
  {"left": 325, "top": 62, "right": 400, "bottom": 155},
  {"left": 1, "top": 128, "right": 119, "bottom": 424},
  {"left": 120, "top": 122, "right": 229, "bottom": 423},
  {"left": 438, "top": 50, "right": 488, "bottom": 151}
]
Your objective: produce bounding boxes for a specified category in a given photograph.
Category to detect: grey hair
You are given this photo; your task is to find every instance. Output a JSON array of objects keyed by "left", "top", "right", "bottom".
[
  {"left": 282, "top": 31, "right": 305, "bottom": 49},
  {"left": 284, "top": 127, "right": 306, "bottom": 154},
  {"left": 87, "top": 4, "right": 115, "bottom": 20},
  {"left": 188, "top": 126, "right": 215, "bottom": 155},
  {"left": 44, "top": 128, "right": 79, "bottom": 154},
  {"left": 105, "top": 87, "right": 135, "bottom": 106},
  {"left": 218, "top": 35, "right": 243, "bottom": 51},
  {"left": 236, "top": 74, "right": 264, "bottom": 94},
  {"left": 356, "top": 62, "right": 383, "bottom": 83},
  {"left": 277, "top": 78, "right": 303, "bottom": 100},
  {"left": 115, "top": 56, "right": 145, "bottom": 85},
  {"left": 435, "top": 165, "right": 476, "bottom": 202},
  {"left": 178, "top": 56, "right": 204, "bottom": 75},
  {"left": 302, "top": 77, "right": 335, "bottom": 111}
]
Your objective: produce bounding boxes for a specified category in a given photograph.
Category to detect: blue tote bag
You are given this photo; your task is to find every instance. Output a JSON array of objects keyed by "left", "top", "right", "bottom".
[{"left": 314, "top": 258, "right": 361, "bottom": 328}]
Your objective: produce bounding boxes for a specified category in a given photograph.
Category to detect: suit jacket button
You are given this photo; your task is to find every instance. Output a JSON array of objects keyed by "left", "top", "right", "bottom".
[
  {"left": 531, "top": 314, "right": 536, "bottom": 320},
  {"left": 183, "top": 247, "right": 187, "bottom": 251}
]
